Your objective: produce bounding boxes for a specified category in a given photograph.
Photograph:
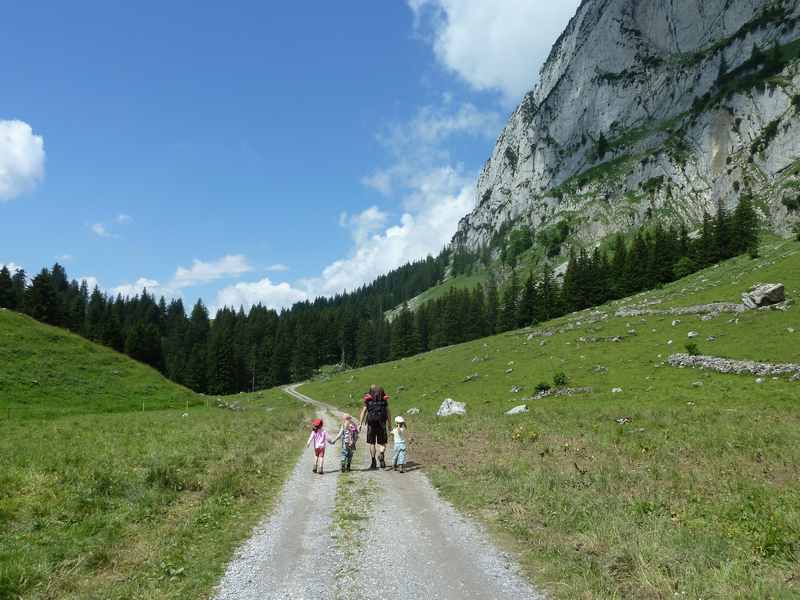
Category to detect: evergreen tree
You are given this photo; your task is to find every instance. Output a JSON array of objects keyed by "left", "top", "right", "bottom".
[
  {"left": 497, "top": 270, "right": 519, "bottom": 332},
  {"left": 124, "top": 322, "right": 162, "bottom": 369},
  {"left": 732, "top": 194, "right": 759, "bottom": 255},
  {"left": 25, "top": 269, "right": 63, "bottom": 326},
  {"left": 714, "top": 200, "right": 733, "bottom": 260},
  {"left": 291, "top": 322, "right": 317, "bottom": 381},
  {"left": 11, "top": 269, "right": 27, "bottom": 309},
  {"left": 207, "top": 309, "right": 238, "bottom": 394},
  {"left": 0, "top": 266, "right": 13, "bottom": 308},
  {"left": 517, "top": 272, "right": 537, "bottom": 327},
  {"left": 355, "top": 319, "right": 376, "bottom": 366},
  {"left": 610, "top": 234, "right": 628, "bottom": 299},
  {"left": 536, "top": 263, "right": 559, "bottom": 323},
  {"left": 485, "top": 275, "right": 499, "bottom": 334},
  {"left": 466, "top": 284, "right": 488, "bottom": 339},
  {"left": 390, "top": 303, "right": 419, "bottom": 359}
]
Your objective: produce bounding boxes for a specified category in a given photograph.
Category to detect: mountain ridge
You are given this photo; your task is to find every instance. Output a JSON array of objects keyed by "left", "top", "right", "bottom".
[{"left": 453, "top": 0, "right": 800, "bottom": 255}]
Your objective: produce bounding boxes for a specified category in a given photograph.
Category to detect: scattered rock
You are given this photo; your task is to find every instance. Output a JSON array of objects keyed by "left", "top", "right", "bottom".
[
  {"left": 614, "top": 416, "right": 631, "bottom": 425},
  {"left": 406, "top": 407, "right": 420, "bottom": 415},
  {"left": 742, "top": 283, "right": 785, "bottom": 309},
  {"left": 591, "top": 365, "right": 608, "bottom": 374},
  {"left": 692, "top": 381, "right": 704, "bottom": 388},
  {"left": 510, "top": 385, "right": 522, "bottom": 393},
  {"left": 755, "top": 378, "right": 764, "bottom": 384},
  {"left": 667, "top": 354, "right": 800, "bottom": 379},
  {"left": 788, "top": 328, "right": 796, "bottom": 334},
  {"left": 611, "top": 387, "right": 623, "bottom": 394},
  {"left": 672, "top": 319, "right": 681, "bottom": 327},
  {"left": 539, "top": 341, "right": 546, "bottom": 347},
  {"left": 181, "top": 412, "right": 189, "bottom": 417},
  {"left": 216, "top": 398, "right": 245, "bottom": 411},
  {"left": 687, "top": 331, "right": 699, "bottom": 338},
  {"left": 436, "top": 398, "right": 466, "bottom": 417},
  {"left": 706, "top": 336, "right": 717, "bottom": 342},
  {"left": 505, "top": 405, "right": 528, "bottom": 416},
  {"left": 505, "top": 368, "right": 514, "bottom": 374},
  {"left": 532, "top": 386, "right": 593, "bottom": 400},
  {"left": 463, "top": 373, "right": 480, "bottom": 382},
  {"left": 667, "top": 340, "right": 673, "bottom": 345}
]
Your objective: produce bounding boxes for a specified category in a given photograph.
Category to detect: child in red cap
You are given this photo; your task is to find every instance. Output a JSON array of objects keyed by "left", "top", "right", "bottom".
[{"left": 306, "top": 418, "right": 329, "bottom": 474}]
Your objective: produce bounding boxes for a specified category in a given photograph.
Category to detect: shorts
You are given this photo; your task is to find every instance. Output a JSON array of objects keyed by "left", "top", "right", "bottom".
[
  {"left": 314, "top": 447, "right": 325, "bottom": 457},
  {"left": 366, "top": 421, "right": 387, "bottom": 445}
]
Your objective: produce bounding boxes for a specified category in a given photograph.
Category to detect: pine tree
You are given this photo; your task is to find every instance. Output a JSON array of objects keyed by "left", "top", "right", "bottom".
[
  {"left": 291, "top": 322, "right": 317, "bottom": 381},
  {"left": 497, "top": 270, "right": 519, "bottom": 332},
  {"left": 517, "top": 272, "right": 537, "bottom": 327},
  {"left": 86, "top": 286, "right": 107, "bottom": 341},
  {"left": 207, "top": 309, "right": 238, "bottom": 394},
  {"left": 390, "top": 303, "right": 419, "bottom": 359},
  {"left": 0, "top": 266, "right": 13, "bottom": 308},
  {"left": 466, "top": 284, "right": 488, "bottom": 339},
  {"left": 355, "top": 319, "right": 376, "bottom": 366},
  {"left": 732, "top": 194, "right": 759, "bottom": 255},
  {"left": 714, "top": 200, "right": 733, "bottom": 260},
  {"left": 536, "top": 263, "right": 558, "bottom": 322},
  {"left": 610, "top": 234, "right": 628, "bottom": 299},
  {"left": 124, "top": 322, "right": 162, "bottom": 369},
  {"left": 25, "top": 269, "right": 63, "bottom": 326},
  {"left": 11, "top": 269, "right": 26, "bottom": 309},
  {"left": 485, "top": 274, "right": 499, "bottom": 334}
]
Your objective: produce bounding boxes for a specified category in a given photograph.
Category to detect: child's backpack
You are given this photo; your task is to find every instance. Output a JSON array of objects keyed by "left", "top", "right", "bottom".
[{"left": 344, "top": 423, "right": 359, "bottom": 447}]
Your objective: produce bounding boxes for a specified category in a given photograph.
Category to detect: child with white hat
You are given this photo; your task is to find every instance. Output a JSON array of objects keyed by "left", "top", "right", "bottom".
[{"left": 390, "top": 416, "right": 408, "bottom": 473}]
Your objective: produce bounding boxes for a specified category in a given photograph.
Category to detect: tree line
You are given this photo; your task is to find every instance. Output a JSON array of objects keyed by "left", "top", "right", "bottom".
[{"left": 0, "top": 197, "right": 758, "bottom": 394}]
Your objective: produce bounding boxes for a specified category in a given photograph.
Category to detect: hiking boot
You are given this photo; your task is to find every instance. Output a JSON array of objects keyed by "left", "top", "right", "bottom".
[
  {"left": 312, "top": 466, "right": 317, "bottom": 473},
  {"left": 369, "top": 457, "right": 377, "bottom": 470},
  {"left": 341, "top": 464, "right": 346, "bottom": 473},
  {"left": 400, "top": 465, "right": 405, "bottom": 473},
  {"left": 393, "top": 464, "right": 398, "bottom": 471},
  {"left": 379, "top": 453, "right": 386, "bottom": 469},
  {"left": 318, "top": 467, "right": 323, "bottom": 475}
]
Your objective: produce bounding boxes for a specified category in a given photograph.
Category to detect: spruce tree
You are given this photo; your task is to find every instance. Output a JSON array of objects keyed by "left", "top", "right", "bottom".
[
  {"left": 291, "top": 322, "right": 317, "bottom": 381},
  {"left": 11, "top": 269, "right": 26, "bottom": 309},
  {"left": 0, "top": 266, "right": 13, "bottom": 308},
  {"left": 485, "top": 274, "right": 499, "bottom": 334},
  {"left": 610, "top": 234, "right": 628, "bottom": 298},
  {"left": 497, "top": 270, "right": 519, "bottom": 332},
  {"left": 25, "top": 269, "right": 63, "bottom": 326},
  {"left": 517, "top": 272, "right": 537, "bottom": 327},
  {"left": 732, "top": 195, "right": 759, "bottom": 255}
]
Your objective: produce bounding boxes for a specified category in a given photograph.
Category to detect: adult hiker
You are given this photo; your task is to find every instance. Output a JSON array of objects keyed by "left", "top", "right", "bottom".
[{"left": 359, "top": 384, "right": 391, "bottom": 470}]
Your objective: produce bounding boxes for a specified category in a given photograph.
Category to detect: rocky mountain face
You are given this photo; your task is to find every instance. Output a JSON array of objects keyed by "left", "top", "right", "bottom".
[{"left": 453, "top": 0, "right": 800, "bottom": 254}]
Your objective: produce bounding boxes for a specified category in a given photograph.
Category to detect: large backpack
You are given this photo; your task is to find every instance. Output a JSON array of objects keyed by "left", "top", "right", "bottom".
[{"left": 366, "top": 390, "right": 387, "bottom": 422}]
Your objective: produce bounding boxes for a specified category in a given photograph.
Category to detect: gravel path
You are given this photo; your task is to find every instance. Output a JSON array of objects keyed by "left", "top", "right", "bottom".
[{"left": 214, "top": 385, "right": 544, "bottom": 600}]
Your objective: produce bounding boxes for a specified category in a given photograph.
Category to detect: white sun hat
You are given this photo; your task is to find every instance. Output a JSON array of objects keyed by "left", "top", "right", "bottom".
[{"left": 395, "top": 416, "right": 405, "bottom": 424}]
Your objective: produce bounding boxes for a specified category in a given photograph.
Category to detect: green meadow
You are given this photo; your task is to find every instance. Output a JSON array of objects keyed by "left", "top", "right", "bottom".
[
  {"left": 0, "top": 310, "right": 307, "bottom": 600},
  {"left": 304, "top": 239, "right": 800, "bottom": 599}
]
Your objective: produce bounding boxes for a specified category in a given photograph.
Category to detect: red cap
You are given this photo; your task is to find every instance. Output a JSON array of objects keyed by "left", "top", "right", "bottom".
[{"left": 311, "top": 418, "right": 322, "bottom": 428}]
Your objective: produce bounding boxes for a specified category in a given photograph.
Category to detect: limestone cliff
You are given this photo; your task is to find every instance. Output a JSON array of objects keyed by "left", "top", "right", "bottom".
[{"left": 453, "top": 0, "right": 800, "bottom": 253}]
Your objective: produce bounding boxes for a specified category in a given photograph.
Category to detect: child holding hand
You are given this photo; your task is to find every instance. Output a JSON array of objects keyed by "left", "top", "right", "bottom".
[
  {"left": 306, "top": 418, "right": 329, "bottom": 475},
  {"left": 329, "top": 413, "right": 359, "bottom": 472}
]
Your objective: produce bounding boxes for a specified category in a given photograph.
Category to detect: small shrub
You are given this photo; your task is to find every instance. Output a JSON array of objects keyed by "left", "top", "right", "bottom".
[
  {"left": 685, "top": 342, "right": 701, "bottom": 356},
  {"left": 536, "top": 382, "right": 552, "bottom": 393},
  {"left": 553, "top": 372, "right": 569, "bottom": 387}
]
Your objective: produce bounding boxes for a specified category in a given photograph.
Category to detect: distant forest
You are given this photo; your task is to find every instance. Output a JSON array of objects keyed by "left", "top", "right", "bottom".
[{"left": 1, "top": 197, "right": 758, "bottom": 395}]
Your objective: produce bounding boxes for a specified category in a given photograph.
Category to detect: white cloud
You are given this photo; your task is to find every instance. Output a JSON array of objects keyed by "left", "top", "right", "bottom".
[
  {"left": 266, "top": 263, "right": 290, "bottom": 272},
  {"left": 115, "top": 213, "right": 133, "bottom": 225},
  {"left": 340, "top": 206, "right": 389, "bottom": 245},
  {"left": 79, "top": 276, "right": 100, "bottom": 291},
  {"left": 215, "top": 277, "right": 308, "bottom": 312},
  {"left": 409, "top": 0, "right": 580, "bottom": 102},
  {"left": 111, "top": 277, "right": 178, "bottom": 300},
  {"left": 0, "top": 120, "right": 45, "bottom": 201},
  {"left": 1, "top": 261, "right": 23, "bottom": 274},
  {"left": 361, "top": 101, "right": 499, "bottom": 201},
  {"left": 172, "top": 254, "right": 252, "bottom": 289},
  {"left": 91, "top": 223, "right": 112, "bottom": 238},
  {"left": 302, "top": 166, "right": 474, "bottom": 296}
]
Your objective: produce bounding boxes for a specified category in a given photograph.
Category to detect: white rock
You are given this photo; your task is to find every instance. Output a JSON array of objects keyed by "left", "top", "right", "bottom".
[
  {"left": 505, "top": 405, "right": 528, "bottom": 416},
  {"left": 688, "top": 331, "right": 699, "bottom": 338},
  {"left": 612, "top": 387, "right": 623, "bottom": 394},
  {"left": 672, "top": 320, "right": 681, "bottom": 327},
  {"left": 755, "top": 378, "right": 764, "bottom": 384},
  {"left": 436, "top": 398, "right": 466, "bottom": 417}
]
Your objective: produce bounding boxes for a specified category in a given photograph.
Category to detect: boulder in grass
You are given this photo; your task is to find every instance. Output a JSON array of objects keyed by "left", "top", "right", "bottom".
[
  {"left": 505, "top": 405, "right": 528, "bottom": 416},
  {"left": 688, "top": 331, "right": 699, "bottom": 338},
  {"left": 436, "top": 398, "right": 466, "bottom": 417},
  {"left": 612, "top": 387, "right": 623, "bottom": 394},
  {"left": 742, "top": 283, "right": 785, "bottom": 309}
]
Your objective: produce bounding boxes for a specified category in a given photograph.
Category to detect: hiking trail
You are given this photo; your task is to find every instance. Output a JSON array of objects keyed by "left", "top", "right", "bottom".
[{"left": 213, "top": 384, "right": 543, "bottom": 600}]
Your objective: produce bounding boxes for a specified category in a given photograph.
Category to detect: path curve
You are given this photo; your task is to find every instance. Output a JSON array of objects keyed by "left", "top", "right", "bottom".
[{"left": 213, "top": 384, "right": 544, "bottom": 600}]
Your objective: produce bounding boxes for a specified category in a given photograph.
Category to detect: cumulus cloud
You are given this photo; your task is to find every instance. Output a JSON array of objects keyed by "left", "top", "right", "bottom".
[
  {"left": 1, "top": 261, "right": 23, "bottom": 274},
  {"left": 172, "top": 254, "right": 252, "bottom": 289},
  {"left": 339, "top": 206, "right": 389, "bottom": 245},
  {"left": 409, "top": 0, "right": 580, "bottom": 102},
  {"left": 111, "top": 277, "right": 178, "bottom": 300},
  {"left": 91, "top": 223, "right": 112, "bottom": 238},
  {"left": 79, "top": 276, "right": 100, "bottom": 291},
  {"left": 303, "top": 166, "right": 474, "bottom": 297},
  {"left": 0, "top": 120, "right": 45, "bottom": 201},
  {"left": 215, "top": 277, "right": 308, "bottom": 312}
]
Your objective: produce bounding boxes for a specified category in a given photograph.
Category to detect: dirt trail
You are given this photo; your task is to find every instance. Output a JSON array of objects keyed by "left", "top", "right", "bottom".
[{"left": 213, "top": 385, "right": 543, "bottom": 600}]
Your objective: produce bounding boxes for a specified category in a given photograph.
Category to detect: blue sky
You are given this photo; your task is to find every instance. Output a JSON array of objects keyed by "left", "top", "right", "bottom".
[{"left": 1, "top": 1, "right": 578, "bottom": 311}]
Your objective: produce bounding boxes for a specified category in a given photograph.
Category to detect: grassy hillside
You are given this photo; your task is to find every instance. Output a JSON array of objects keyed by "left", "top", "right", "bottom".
[
  {"left": 0, "top": 309, "right": 198, "bottom": 417},
  {"left": 0, "top": 311, "right": 307, "bottom": 599},
  {"left": 304, "top": 238, "right": 800, "bottom": 599}
]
